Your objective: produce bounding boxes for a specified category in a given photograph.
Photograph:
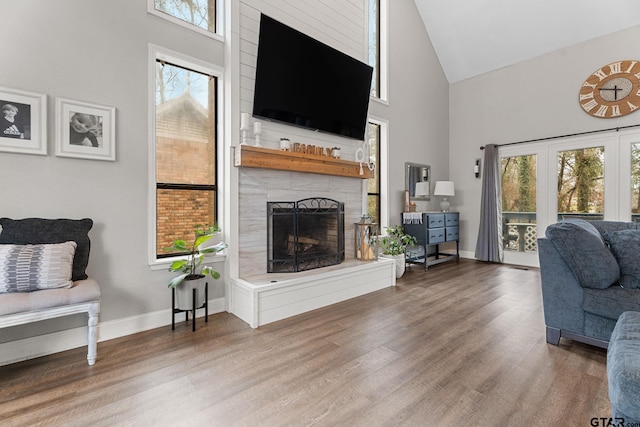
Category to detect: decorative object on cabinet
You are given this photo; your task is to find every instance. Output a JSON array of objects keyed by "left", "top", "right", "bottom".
[
  {"left": 403, "top": 212, "right": 460, "bottom": 270},
  {"left": 434, "top": 181, "right": 455, "bottom": 212},
  {"left": 404, "top": 190, "right": 417, "bottom": 212},
  {"left": 354, "top": 214, "right": 379, "bottom": 260},
  {"left": 55, "top": 97, "right": 116, "bottom": 161},
  {"left": 0, "top": 86, "right": 47, "bottom": 155},
  {"left": 475, "top": 158, "right": 481, "bottom": 179},
  {"left": 405, "top": 162, "right": 431, "bottom": 201},
  {"left": 579, "top": 60, "right": 640, "bottom": 119},
  {"left": 374, "top": 225, "right": 417, "bottom": 278}
]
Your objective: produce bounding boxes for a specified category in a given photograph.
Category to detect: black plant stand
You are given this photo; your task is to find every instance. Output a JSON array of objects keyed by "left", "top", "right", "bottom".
[{"left": 172, "top": 282, "right": 208, "bottom": 331}]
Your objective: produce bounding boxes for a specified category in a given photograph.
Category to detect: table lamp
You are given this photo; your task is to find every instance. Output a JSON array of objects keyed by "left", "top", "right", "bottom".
[{"left": 434, "top": 181, "right": 455, "bottom": 212}]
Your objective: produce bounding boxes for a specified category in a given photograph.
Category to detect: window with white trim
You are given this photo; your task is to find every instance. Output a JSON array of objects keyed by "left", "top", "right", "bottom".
[
  {"left": 368, "top": 0, "right": 387, "bottom": 100},
  {"left": 367, "top": 121, "right": 381, "bottom": 223},
  {"left": 149, "top": 0, "right": 219, "bottom": 37},
  {"left": 153, "top": 55, "right": 219, "bottom": 259}
]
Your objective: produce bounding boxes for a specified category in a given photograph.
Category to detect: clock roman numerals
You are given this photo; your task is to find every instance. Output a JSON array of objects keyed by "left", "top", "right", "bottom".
[{"left": 579, "top": 60, "right": 640, "bottom": 118}]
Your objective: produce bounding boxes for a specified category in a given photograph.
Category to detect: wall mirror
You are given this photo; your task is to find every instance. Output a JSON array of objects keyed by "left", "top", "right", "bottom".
[{"left": 405, "top": 162, "right": 431, "bottom": 201}]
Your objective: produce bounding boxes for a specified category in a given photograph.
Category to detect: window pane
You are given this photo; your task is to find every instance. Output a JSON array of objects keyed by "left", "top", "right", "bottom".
[
  {"left": 367, "top": 123, "right": 379, "bottom": 194},
  {"left": 155, "top": 60, "right": 217, "bottom": 258},
  {"left": 156, "top": 62, "right": 216, "bottom": 185},
  {"left": 157, "top": 188, "right": 216, "bottom": 256},
  {"left": 632, "top": 143, "right": 640, "bottom": 221},
  {"left": 557, "top": 147, "right": 604, "bottom": 220},
  {"left": 368, "top": 0, "right": 379, "bottom": 97},
  {"left": 367, "top": 195, "right": 379, "bottom": 224},
  {"left": 154, "top": 0, "right": 215, "bottom": 33},
  {"left": 367, "top": 122, "right": 380, "bottom": 224},
  {"left": 501, "top": 154, "right": 537, "bottom": 252}
]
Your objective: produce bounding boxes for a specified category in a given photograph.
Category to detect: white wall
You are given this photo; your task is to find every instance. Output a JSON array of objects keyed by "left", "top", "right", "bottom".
[{"left": 450, "top": 25, "right": 640, "bottom": 258}]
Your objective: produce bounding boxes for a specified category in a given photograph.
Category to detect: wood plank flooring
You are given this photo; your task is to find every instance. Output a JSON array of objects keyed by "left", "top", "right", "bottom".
[{"left": 0, "top": 259, "right": 610, "bottom": 427}]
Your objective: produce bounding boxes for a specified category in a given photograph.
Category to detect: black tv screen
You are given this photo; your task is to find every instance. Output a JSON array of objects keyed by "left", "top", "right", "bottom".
[{"left": 252, "top": 15, "right": 373, "bottom": 141}]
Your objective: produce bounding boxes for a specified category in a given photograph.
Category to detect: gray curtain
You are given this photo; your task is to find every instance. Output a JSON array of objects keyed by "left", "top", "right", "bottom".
[{"left": 474, "top": 144, "right": 503, "bottom": 262}]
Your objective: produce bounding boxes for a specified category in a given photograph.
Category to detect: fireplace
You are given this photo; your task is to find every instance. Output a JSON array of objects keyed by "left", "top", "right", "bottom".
[{"left": 267, "top": 198, "right": 344, "bottom": 273}]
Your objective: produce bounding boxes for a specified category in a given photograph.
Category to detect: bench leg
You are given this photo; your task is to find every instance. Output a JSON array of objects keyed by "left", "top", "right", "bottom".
[{"left": 87, "top": 302, "right": 100, "bottom": 365}]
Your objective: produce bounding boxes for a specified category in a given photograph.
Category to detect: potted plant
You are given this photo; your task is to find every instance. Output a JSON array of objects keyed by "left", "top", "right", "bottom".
[
  {"left": 165, "top": 225, "right": 227, "bottom": 310},
  {"left": 376, "top": 225, "right": 417, "bottom": 278}
]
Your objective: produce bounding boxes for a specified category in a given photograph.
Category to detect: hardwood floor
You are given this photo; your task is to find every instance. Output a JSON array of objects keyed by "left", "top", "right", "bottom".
[{"left": 0, "top": 259, "right": 610, "bottom": 427}]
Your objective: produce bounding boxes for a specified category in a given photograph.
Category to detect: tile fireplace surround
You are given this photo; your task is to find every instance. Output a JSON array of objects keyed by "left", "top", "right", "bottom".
[{"left": 230, "top": 166, "right": 396, "bottom": 328}]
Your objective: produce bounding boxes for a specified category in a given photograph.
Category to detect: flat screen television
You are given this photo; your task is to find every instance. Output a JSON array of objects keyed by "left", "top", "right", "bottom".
[{"left": 252, "top": 14, "right": 373, "bottom": 141}]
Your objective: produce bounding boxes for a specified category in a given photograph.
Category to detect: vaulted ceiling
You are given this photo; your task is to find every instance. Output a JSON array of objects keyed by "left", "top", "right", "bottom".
[{"left": 414, "top": 0, "right": 640, "bottom": 83}]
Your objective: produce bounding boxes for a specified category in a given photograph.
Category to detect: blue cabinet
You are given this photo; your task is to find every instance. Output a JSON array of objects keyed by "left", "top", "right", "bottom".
[{"left": 402, "top": 212, "right": 460, "bottom": 270}]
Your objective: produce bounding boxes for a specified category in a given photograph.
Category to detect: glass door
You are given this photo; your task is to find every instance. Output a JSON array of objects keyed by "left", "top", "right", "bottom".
[{"left": 500, "top": 143, "right": 547, "bottom": 267}]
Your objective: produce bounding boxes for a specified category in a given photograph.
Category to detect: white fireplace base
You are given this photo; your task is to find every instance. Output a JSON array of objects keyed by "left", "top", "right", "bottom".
[{"left": 229, "top": 258, "right": 396, "bottom": 328}]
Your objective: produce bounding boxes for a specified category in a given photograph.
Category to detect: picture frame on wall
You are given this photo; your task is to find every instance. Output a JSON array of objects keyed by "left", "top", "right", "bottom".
[
  {"left": 55, "top": 97, "right": 116, "bottom": 161},
  {"left": 0, "top": 86, "right": 47, "bottom": 156}
]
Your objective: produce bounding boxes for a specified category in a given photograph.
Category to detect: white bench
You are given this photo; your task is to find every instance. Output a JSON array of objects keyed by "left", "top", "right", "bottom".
[{"left": 0, "top": 279, "right": 101, "bottom": 365}]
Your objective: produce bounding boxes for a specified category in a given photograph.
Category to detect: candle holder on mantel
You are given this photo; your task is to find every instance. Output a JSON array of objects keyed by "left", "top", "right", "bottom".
[{"left": 355, "top": 214, "right": 379, "bottom": 260}]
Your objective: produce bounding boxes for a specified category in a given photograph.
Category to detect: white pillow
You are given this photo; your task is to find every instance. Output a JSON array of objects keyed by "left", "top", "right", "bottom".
[{"left": 0, "top": 241, "right": 76, "bottom": 293}]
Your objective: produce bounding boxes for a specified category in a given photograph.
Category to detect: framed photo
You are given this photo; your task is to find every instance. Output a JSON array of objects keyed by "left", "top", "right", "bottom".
[
  {"left": 55, "top": 97, "right": 116, "bottom": 161},
  {"left": 0, "top": 86, "right": 47, "bottom": 155}
]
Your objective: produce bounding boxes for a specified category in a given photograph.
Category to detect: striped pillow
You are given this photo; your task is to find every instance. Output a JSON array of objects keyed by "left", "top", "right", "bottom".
[{"left": 0, "top": 241, "right": 76, "bottom": 293}]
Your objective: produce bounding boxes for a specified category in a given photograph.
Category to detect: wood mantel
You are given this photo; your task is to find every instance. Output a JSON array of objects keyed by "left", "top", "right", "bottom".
[{"left": 234, "top": 145, "right": 374, "bottom": 179}]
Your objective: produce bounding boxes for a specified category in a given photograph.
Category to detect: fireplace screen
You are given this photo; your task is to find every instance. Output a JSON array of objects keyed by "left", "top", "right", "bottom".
[{"left": 267, "top": 198, "right": 345, "bottom": 273}]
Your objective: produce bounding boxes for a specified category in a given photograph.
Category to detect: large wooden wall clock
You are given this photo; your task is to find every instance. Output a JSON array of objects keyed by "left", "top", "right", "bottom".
[{"left": 579, "top": 60, "right": 640, "bottom": 118}]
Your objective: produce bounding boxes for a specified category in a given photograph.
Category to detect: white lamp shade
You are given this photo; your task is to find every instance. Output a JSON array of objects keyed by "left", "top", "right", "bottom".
[
  {"left": 434, "top": 181, "right": 455, "bottom": 197},
  {"left": 415, "top": 181, "right": 430, "bottom": 197}
]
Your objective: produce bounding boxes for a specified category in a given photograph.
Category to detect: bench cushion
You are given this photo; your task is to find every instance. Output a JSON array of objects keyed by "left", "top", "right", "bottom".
[
  {"left": 0, "top": 218, "right": 93, "bottom": 281},
  {"left": 0, "top": 279, "right": 101, "bottom": 316}
]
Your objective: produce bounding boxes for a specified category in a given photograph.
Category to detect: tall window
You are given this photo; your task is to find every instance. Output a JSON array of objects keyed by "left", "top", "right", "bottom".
[
  {"left": 155, "top": 59, "right": 218, "bottom": 258},
  {"left": 367, "top": 121, "right": 381, "bottom": 224},
  {"left": 150, "top": 0, "right": 218, "bottom": 36},
  {"left": 368, "top": 0, "right": 380, "bottom": 98}
]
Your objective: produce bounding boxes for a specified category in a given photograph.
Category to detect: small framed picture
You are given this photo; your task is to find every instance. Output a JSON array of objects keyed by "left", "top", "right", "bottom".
[
  {"left": 0, "top": 86, "right": 47, "bottom": 155},
  {"left": 55, "top": 97, "right": 116, "bottom": 161}
]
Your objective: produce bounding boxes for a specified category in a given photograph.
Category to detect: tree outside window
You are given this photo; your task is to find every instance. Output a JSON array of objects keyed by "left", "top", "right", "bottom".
[
  {"left": 557, "top": 147, "right": 604, "bottom": 218},
  {"left": 154, "top": 0, "right": 216, "bottom": 34}
]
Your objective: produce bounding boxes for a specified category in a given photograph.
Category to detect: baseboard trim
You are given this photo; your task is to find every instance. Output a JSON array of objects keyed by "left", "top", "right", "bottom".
[{"left": 0, "top": 297, "right": 226, "bottom": 367}]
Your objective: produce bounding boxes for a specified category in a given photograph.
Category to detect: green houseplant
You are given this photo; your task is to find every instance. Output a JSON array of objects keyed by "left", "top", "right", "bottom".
[
  {"left": 166, "top": 225, "right": 227, "bottom": 288},
  {"left": 165, "top": 225, "right": 227, "bottom": 309},
  {"left": 376, "top": 225, "right": 417, "bottom": 278}
]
